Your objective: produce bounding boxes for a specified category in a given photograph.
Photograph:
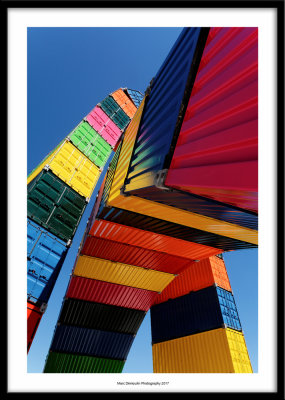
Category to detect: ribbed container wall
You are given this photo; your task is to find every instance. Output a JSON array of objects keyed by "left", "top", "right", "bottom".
[
  {"left": 165, "top": 27, "right": 258, "bottom": 214},
  {"left": 28, "top": 88, "right": 139, "bottom": 353},
  {"left": 27, "top": 302, "right": 43, "bottom": 352},
  {"left": 150, "top": 255, "right": 252, "bottom": 373}
]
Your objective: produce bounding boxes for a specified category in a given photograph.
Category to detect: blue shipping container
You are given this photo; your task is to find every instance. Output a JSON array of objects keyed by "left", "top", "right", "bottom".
[
  {"left": 50, "top": 324, "right": 134, "bottom": 360},
  {"left": 125, "top": 88, "right": 144, "bottom": 108},
  {"left": 27, "top": 218, "right": 68, "bottom": 305},
  {"left": 150, "top": 285, "right": 242, "bottom": 344}
]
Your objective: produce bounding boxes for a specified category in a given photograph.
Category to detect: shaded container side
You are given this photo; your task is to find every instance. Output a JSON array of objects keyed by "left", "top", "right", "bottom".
[
  {"left": 58, "top": 298, "right": 146, "bottom": 335},
  {"left": 43, "top": 351, "right": 125, "bottom": 373},
  {"left": 27, "top": 219, "right": 68, "bottom": 305},
  {"left": 88, "top": 219, "right": 222, "bottom": 261},
  {"left": 150, "top": 285, "right": 241, "bottom": 344},
  {"left": 98, "top": 96, "right": 131, "bottom": 131},
  {"left": 68, "top": 120, "right": 112, "bottom": 169},
  {"left": 85, "top": 106, "right": 122, "bottom": 148},
  {"left": 27, "top": 302, "right": 43, "bottom": 352},
  {"left": 152, "top": 327, "right": 252, "bottom": 373},
  {"left": 152, "top": 255, "right": 232, "bottom": 305},
  {"left": 123, "top": 28, "right": 206, "bottom": 194},
  {"left": 66, "top": 276, "right": 158, "bottom": 311},
  {"left": 27, "top": 169, "right": 87, "bottom": 243},
  {"left": 106, "top": 96, "right": 258, "bottom": 247},
  {"left": 165, "top": 27, "right": 258, "bottom": 214},
  {"left": 80, "top": 235, "right": 193, "bottom": 274},
  {"left": 73, "top": 254, "right": 175, "bottom": 292},
  {"left": 111, "top": 89, "right": 137, "bottom": 118},
  {"left": 50, "top": 324, "right": 134, "bottom": 360},
  {"left": 125, "top": 88, "right": 144, "bottom": 108}
]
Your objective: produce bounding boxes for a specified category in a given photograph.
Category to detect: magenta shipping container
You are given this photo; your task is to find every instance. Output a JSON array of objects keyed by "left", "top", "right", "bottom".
[
  {"left": 85, "top": 106, "right": 122, "bottom": 148},
  {"left": 165, "top": 27, "right": 258, "bottom": 214}
]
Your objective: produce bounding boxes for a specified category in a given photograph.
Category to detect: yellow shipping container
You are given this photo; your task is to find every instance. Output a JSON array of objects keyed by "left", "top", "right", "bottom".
[
  {"left": 27, "top": 139, "right": 101, "bottom": 199},
  {"left": 152, "top": 328, "right": 252, "bottom": 373},
  {"left": 73, "top": 254, "right": 175, "bottom": 292},
  {"left": 106, "top": 99, "right": 257, "bottom": 246}
]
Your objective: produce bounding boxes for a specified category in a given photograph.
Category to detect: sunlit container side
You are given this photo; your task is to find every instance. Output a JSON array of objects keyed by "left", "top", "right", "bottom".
[
  {"left": 105, "top": 84, "right": 257, "bottom": 247},
  {"left": 27, "top": 301, "right": 43, "bottom": 353},
  {"left": 95, "top": 134, "right": 257, "bottom": 251},
  {"left": 125, "top": 88, "right": 144, "bottom": 108},
  {"left": 98, "top": 96, "right": 131, "bottom": 131},
  {"left": 72, "top": 255, "right": 175, "bottom": 292},
  {"left": 152, "top": 255, "right": 232, "bottom": 305},
  {"left": 152, "top": 327, "right": 252, "bottom": 373},
  {"left": 68, "top": 121, "right": 112, "bottom": 169},
  {"left": 43, "top": 351, "right": 125, "bottom": 373},
  {"left": 85, "top": 106, "right": 122, "bottom": 148},
  {"left": 27, "top": 219, "right": 68, "bottom": 305},
  {"left": 50, "top": 324, "right": 134, "bottom": 361},
  {"left": 150, "top": 285, "right": 241, "bottom": 344},
  {"left": 80, "top": 236, "right": 193, "bottom": 274},
  {"left": 165, "top": 27, "right": 258, "bottom": 214},
  {"left": 58, "top": 298, "right": 146, "bottom": 335},
  {"left": 88, "top": 219, "right": 221, "bottom": 260},
  {"left": 66, "top": 276, "right": 158, "bottom": 311},
  {"left": 111, "top": 89, "right": 137, "bottom": 118},
  {"left": 27, "top": 169, "right": 87, "bottom": 243}
]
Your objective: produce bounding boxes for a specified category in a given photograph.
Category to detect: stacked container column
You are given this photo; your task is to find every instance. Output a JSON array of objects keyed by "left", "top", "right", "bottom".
[
  {"left": 151, "top": 255, "right": 253, "bottom": 373},
  {"left": 27, "top": 88, "right": 135, "bottom": 352}
]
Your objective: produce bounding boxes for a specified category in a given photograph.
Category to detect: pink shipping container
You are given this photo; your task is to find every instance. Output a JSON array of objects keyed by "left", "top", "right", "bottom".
[
  {"left": 165, "top": 27, "right": 258, "bottom": 214},
  {"left": 85, "top": 106, "right": 122, "bottom": 148},
  {"left": 66, "top": 275, "right": 158, "bottom": 311}
]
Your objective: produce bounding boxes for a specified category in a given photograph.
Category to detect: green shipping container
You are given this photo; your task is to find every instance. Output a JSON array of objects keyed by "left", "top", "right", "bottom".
[
  {"left": 69, "top": 121, "right": 112, "bottom": 169},
  {"left": 44, "top": 351, "right": 125, "bottom": 373},
  {"left": 27, "top": 169, "right": 87, "bottom": 243},
  {"left": 99, "top": 96, "right": 130, "bottom": 131}
]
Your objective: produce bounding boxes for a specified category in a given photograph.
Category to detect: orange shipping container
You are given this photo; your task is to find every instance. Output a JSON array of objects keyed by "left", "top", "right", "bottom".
[
  {"left": 111, "top": 89, "right": 137, "bottom": 118},
  {"left": 152, "top": 255, "right": 232, "bottom": 305},
  {"left": 89, "top": 219, "right": 221, "bottom": 261}
]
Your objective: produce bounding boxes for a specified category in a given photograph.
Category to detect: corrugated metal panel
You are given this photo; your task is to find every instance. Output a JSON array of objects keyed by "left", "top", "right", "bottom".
[
  {"left": 89, "top": 219, "right": 221, "bottom": 260},
  {"left": 152, "top": 256, "right": 231, "bottom": 305},
  {"left": 80, "top": 236, "right": 192, "bottom": 274},
  {"left": 98, "top": 96, "right": 130, "bottom": 131},
  {"left": 226, "top": 329, "right": 253, "bottom": 373},
  {"left": 27, "top": 219, "right": 68, "bottom": 305},
  {"left": 50, "top": 324, "right": 134, "bottom": 360},
  {"left": 86, "top": 106, "right": 122, "bottom": 148},
  {"left": 66, "top": 276, "right": 158, "bottom": 311},
  {"left": 58, "top": 298, "right": 146, "bottom": 335},
  {"left": 150, "top": 285, "right": 241, "bottom": 344},
  {"left": 27, "top": 170, "right": 87, "bottom": 243},
  {"left": 111, "top": 89, "right": 137, "bottom": 118},
  {"left": 123, "top": 28, "right": 206, "bottom": 193},
  {"left": 73, "top": 254, "right": 175, "bottom": 291},
  {"left": 165, "top": 27, "right": 258, "bottom": 214},
  {"left": 27, "top": 302, "right": 43, "bottom": 352},
  {"left": 69, "top": 121, "right": 112, "bottom": 169},
  {"left": 44, "top": 351, "right": 125, "bottom": 373},
  {"left": 125, "top": 89, "right": 144, "bottom": 108},
  {"left": 152, "top": 328, "right": 235, "bottom": 373},
  {"left": 106, "top": 93, "right": 257, "bottom": 246}
]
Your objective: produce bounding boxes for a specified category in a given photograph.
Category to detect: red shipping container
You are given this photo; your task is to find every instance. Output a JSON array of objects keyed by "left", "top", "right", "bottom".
[
  {"left": 152, "top": 255, "right": 232, "bottom": 305},
  {"left": 165, "top": 27, "right": 258, "bottom": 214},
  {"left": 89, "top": 219, "right": 221, "bottom": 261},
  {"left": 80, "top": 235, "right": 192, "bottom": 274},
  {"left": 66, "top": 276, "right": 158, "bottom": 311},
  {"left": 27, "top": 301, "right": 43, "bottom": 352}
]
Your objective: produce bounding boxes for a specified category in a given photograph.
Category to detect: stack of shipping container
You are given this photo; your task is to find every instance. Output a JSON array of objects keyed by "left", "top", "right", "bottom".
[
  {"left": 27, "top": 88, "right": 141, "bottom": 352},
  {"left": 150, "top": 255, "right": 253, "bottom": 373},
  {"left": 42, "top": 26, "right": 257, "bottom": 373}
]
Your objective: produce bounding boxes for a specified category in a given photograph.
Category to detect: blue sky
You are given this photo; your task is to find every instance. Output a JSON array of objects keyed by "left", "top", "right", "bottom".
[{"left": 27, "top": 27, "right": 258, "bottom": 374}]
